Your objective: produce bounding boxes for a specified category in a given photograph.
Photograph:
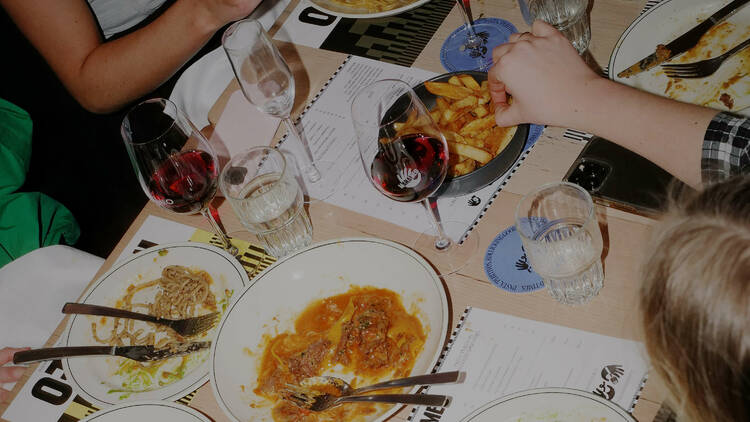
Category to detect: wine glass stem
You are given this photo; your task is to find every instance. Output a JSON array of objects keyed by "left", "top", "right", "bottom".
[
  {"left": 282, "top": 117, "right": 322, "bottom": 183},
  {"left": 200, "top": 207, "right": 239, "bottom": 256},
  {"left": 456, "top": 0, "right": 481, "bottom": 49},
  {"left": 420, "top": 199, "right": 452, "bottom": 251}
]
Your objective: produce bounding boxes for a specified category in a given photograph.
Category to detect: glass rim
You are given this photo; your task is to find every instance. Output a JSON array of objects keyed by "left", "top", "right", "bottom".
[
  {"left": 121, "top": 97, "right": 185, "bottom": 146},
  {"left": 221, "top": 18, "right": 264, "bottom": 52},
  {"left": 514, "top": 181, "right": 595, "bottom": 242},
  {"left": 219, "top": 146, "right": 288, "bottom": 201},
  {"left": 351, "top": 79, "right": 419, "bottom": 129}
]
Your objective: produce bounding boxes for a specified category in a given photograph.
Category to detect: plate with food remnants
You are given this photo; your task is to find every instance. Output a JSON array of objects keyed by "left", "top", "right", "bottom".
[
  {"left": 406, "top": 71, "right": 527, "bottom": 197},
  {"left": 306, "top": 0, "right": 430, "bottom": 19},
  {"left": 609, "top": 0, "right": 750, "bottom": 116},
  {"left": 62, "top": 242, "right": 249, "bottom": 407},
  {"left": 459, "top": 387, "right": 635, "bottom": 422},
  {"left": 79, "top": 400, "right": 213, "bottom": 422},
  {"left": 210, "top": 237, "right": 450, "bottom": 422}
]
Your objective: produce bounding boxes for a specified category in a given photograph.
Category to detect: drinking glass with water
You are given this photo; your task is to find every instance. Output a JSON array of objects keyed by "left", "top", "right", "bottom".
[
  {"left": 514, "top": 182, "right": 604, "bottom": 305},
  {"left": 220, "top": 147, "right": 313, "bottom": 259},
  {"left": 517, "top": 0, "right": 591, "bottom": 54}
]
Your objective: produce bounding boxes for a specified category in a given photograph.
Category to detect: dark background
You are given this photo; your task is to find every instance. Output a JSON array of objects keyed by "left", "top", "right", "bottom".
[{"left": 0, "top": 4, "right": 225, "bottom": 258}]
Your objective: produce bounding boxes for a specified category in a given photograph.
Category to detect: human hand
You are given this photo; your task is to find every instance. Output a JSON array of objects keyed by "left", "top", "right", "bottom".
[
  {"left": 195, "top": 0, "right": 265, "bottom": 31},
  {"left": 488, "top": 20, "right": 602, "bottom": 127},
  {"left": 0, "top": 347, "right": 29, "bottom": 405}
]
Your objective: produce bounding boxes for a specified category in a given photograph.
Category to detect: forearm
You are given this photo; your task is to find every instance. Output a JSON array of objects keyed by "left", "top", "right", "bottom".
[
  {"left": 71, "top": 0, "right": 220, "bottom": 113},
  {"left": 567, "top": 78, "right": 716, "bottom": 188}
]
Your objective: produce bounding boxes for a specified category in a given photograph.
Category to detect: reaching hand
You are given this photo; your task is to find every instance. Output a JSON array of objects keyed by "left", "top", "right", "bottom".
[
  {"left": 488, "top": 20, "right": 601, "bottom": 128},
  {"left": 0, "top": 347, "right": 29, "bottom": 405},
  {"left": 199, "top": 0, "right": 266, "bottom": 31}
]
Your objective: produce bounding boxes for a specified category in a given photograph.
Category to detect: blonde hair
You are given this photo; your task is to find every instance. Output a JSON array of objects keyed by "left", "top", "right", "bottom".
[{"left": 639, "top": 176, "right": 750, "bottom": 422}]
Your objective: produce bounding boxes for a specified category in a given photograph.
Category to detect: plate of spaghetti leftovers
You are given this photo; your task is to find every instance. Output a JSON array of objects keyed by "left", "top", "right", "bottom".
[
  {"left": 62, "top": 242, "right": 249, "bottom": 407},
  {"left": 210, "top": 237, "right": 450, "bottom": 422},
  {"left": 307, "top": 0, "right": 430, "bottom": 19},
  {"left": 609, "top": 0, "right": 750, "bottom": 116}
]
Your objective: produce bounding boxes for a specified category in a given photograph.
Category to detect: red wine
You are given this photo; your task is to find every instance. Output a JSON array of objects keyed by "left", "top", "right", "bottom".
[
  {"left": 370, "top": 134, "right": 447, "bottom": 202},
  {"left": 147, "top": 150, "right": 217, "bottom": 214}
]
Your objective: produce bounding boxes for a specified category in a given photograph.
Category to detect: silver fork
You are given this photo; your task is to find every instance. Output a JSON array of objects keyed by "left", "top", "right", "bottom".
[
  {"left": 661, "top": 37, "right": 750, "bottom": 78},
  {"left": 62, "top": 302, "right": 220, "bottom": 337},
  {"left": 282, "top": 388, "right": 451, "bottom": 412}
]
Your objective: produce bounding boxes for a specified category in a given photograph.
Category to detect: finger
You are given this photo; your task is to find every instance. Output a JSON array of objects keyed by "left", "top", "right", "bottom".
[
  {"left": 508, "top": 31, "right": 530, "bottom": 43},
  {"left": 494, "top": 102, "right": 523, "bottom": 128},
  {"left": 531, "top": 19, "right": 559, "bottom": 37},
  {"left": 489, "top": 80, "right": 507, "bottom": 106},
  {"left": 491, "top": 42, "right": 513, "bottom": 63},
  {"left": 0, "top": 366, "right": 26, "bottom": 383},
  {"left": 1, "top": 388, "right": 10, "bottom": 405},
  {"left": 0, "top": 348, "right": 27, "bottom": 366}
]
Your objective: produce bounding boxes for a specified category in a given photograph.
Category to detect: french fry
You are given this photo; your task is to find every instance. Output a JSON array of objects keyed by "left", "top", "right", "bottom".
[
  {"left": 430, "top": 109, "right": 441, "bottom": 123},
  {"left": 448, "top": 75, "right": 462, "bottom": 86},
  {"left": 424, "top": 81, "right": 474, "bottom": 100},
  {"left": 472, "top": 105, "right": 489, "bottom": 118},
  {"left": 447, "top": 141, "right": 493, "bottom": 164},
  {"left": 436, "top": 96, "right": 450, "bottom": 113},
  {"left": 451, "top": 95, "right": 478, "bottom": 111},
  {"left": 450, "top": 158, "right": 476, "bottom": 177},
  {"left": 459, "top": 115, "right": 496, "bottom": 136},
  {"left": 458, "top": 75, "right": 481, "bottom": 90}
]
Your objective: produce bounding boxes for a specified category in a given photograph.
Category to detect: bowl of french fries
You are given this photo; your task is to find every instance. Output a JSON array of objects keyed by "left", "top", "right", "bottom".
[{"left": 409, "top": 72, "right": 528, "bottom": 197}]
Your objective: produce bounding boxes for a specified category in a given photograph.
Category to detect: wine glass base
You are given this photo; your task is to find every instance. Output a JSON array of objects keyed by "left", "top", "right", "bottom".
[
  {"left": 298, "top": 160, "right": 339, "bottom": 204},
  {"left": 440, "top": 18, "right": 518, "bottom": 72},
  {"left": 412, "top": 220, "right": 479, "bottom": 277}
]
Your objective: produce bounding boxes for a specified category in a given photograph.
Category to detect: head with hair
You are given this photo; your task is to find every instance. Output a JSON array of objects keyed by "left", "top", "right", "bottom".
[{"left": 639, "top": 176, "right": 750, "bottom": 422}]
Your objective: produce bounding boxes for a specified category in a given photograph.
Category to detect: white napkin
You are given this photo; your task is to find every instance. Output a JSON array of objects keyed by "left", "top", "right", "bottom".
[{"left": 0, "top": 245, "right": 103, "bottom": 348}]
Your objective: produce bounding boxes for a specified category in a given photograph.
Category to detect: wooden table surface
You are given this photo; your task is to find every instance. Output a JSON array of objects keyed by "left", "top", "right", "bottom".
[{"left": 3, "top": 0, "right": 670, "bottom": 421}]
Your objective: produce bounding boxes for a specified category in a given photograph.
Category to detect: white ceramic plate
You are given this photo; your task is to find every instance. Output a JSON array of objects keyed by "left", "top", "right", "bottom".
[
  {"left": 62, "top": 242, "right": 249, "bottom": 407},
  {"left": 79, "top": 400, "right": 212, "bottom": 422},
  {"left": 307, "top": 0, "right": 430, "bottom": 19},
  {"left": 609, "top": 0, "right": 750, "bottom": 116},
  {"left": 210, "top": 237, "right": 450, "bottom": 422},
  {"left": 460, "top": 387, "right": 636, "bottom": 422}
]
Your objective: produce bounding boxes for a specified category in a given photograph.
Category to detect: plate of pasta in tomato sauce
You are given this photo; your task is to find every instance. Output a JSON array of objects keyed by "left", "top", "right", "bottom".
[
  {"left": 61, "top": 242, "right": 249, "bottom": 408},
  {"left": 210, "top": 237, "right": 451, "bottom": 422}
]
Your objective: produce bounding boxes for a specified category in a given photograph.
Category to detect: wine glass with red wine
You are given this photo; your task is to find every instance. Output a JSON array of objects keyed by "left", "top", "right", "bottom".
[
  {"left": 351, "top": 80, "right": 477, "bottom": 276},
  {"left": 121, "top": 98, "right": 238, "bottom": 256}
]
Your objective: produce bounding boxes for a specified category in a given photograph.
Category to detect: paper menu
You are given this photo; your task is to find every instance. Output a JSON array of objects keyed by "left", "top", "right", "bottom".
[
  {"left": 279, "top": 55, "right": 533, "bottom": 241},
  {"left": 411, "top": 307, "right": 649, "bottom": 421}
]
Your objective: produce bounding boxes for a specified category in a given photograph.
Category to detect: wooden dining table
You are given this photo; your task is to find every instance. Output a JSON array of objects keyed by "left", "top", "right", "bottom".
[{"left": 2, "top": 0, "right": 670, "bottom": 421}]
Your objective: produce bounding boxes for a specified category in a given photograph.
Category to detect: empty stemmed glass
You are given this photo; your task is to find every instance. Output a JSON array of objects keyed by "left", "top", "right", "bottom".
[
  {"left": 121, "top": 98, "right": 238, "bottom": 256},
  {"left": 441, "top": 0, "right": 510, "bottom": 71},
  {"left": 351, "top": 79, "right": 478, "bottom": 276},
  {"left": 222, "top": 18, "right": 335, "bottom": 202}
]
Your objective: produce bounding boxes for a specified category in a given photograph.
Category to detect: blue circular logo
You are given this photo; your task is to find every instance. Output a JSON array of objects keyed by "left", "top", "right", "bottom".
[{"left": 484, "top": 225, "right": 544, "bottom": 293}]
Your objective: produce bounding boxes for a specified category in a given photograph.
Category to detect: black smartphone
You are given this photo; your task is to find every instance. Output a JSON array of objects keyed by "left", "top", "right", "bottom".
[{"left": 564, "top": 137, "right": 682, "bottom": 217}]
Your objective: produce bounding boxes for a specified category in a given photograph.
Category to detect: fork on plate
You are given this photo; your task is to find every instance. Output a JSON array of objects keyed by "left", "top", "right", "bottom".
[
  {"left": 661, "top": 37, "right": 750, "bottom": 78},
  {"left": 62, "top": 302, "right": 220, "bottom": 337},
  {"left": 282, "top": 388, "right": 451, "bottom": 412}
]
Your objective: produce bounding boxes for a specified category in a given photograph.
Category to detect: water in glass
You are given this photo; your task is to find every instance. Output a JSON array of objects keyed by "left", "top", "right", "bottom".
[
  {"left": 526, "top": 0, "right": 590, "bottom": 54},
  {"left": 221, "top": 147, "right": 312, "bottom": 258},
  {"left": 515, "top": 182, "right": 604, "bottom": 305}
]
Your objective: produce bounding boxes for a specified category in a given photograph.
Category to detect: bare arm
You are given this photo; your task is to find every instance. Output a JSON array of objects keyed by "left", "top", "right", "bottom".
[
  {"left": 1, "top": 0, "right": 261, "bottom": 113},
  {"left": 488, "top": 20, "right": 717, "bottom": 188}
]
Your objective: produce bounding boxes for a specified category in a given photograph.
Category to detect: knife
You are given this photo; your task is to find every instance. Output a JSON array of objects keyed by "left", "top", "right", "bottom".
[
  {"left": 617, "top": 0, "right": 750, "bottom": 78},
  {"left": 13, "top": 341, "right": 211, "bottom": 364}
]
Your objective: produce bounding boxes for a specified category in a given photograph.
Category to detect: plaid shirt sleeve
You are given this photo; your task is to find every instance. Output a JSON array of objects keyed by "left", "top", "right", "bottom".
[{"left": 702, "top": 112, "right": 750, "bottom": 185}]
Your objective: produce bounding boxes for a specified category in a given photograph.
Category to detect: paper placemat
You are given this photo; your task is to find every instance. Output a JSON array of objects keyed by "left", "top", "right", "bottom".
[
  {"left": 2, "top": 216, "right": 275, "bottom": 422},
  {"left": 410, "top": 307, "right": 649, "bottom": 421},
  {"left": 275, "top": 0, "right": 455, "bottom": 66}
]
